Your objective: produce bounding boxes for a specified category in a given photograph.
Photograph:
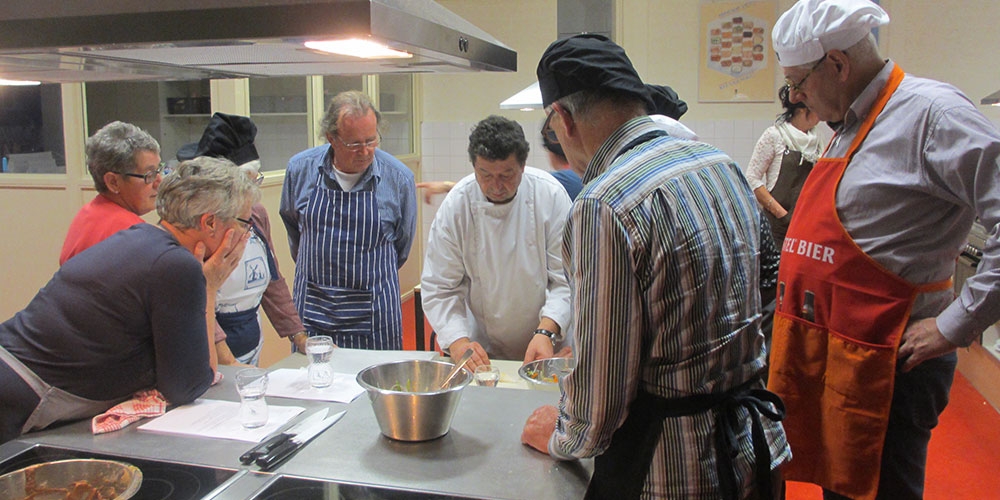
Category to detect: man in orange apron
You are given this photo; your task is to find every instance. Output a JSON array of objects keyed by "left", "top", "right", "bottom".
[{"left": 769, "top": 1, "right": 1000, "bottom": 499}]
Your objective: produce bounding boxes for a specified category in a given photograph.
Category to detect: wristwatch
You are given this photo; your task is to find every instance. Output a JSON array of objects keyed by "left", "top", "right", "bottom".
[{"left": 534, "top": 328, "right": 562, "bottom": 344}]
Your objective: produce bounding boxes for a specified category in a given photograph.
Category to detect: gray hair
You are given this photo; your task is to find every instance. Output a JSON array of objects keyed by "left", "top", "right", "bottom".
[
  {"left": 845, "top": 33, "right": 882, "bottom": 67},
  {"left": 319, "top": 90, "right": 382, "bottom": 139},
  {"left": 86, "top": 121, "right": 161, "bottom": 193},
  {"left": 556, "top": 89, "right": 648, "bottom": 125},
  {"left": 156, "top": 156, "right": 261, "bottom": 230}
]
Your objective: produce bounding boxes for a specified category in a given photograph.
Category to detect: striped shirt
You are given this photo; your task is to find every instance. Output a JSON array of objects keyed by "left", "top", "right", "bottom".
[{"left": 549, "top": 117, "right": 790, "bottom": 498}]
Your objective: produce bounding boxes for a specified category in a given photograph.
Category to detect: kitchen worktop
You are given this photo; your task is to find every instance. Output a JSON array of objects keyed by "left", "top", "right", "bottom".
[{"left": 0, "top": 349, "right": 592, "bottom": 499}]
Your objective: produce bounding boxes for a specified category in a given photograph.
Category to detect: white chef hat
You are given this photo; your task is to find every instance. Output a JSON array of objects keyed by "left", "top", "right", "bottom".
[{"left": 772, "top": 0, "right": 889, "bottom": 67}]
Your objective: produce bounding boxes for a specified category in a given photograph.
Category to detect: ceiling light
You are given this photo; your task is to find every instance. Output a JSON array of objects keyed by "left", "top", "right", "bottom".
[
  {"left": 304, "top": 39, "right": 413, "bottom": 59},
  {"left": 0, "top": 78, "right": 41, "bottom": 86}
]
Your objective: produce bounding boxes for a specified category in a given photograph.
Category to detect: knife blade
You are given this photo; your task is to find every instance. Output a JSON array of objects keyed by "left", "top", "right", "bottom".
[
  {"left": 256, "top": 410, "right": 346, "bottom": 471},
  {"left": 239, "top": 407, "right": 329, "bottom": 464}
]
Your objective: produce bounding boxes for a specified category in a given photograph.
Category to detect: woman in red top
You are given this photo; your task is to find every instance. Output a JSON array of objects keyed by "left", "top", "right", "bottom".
[{"left": 59, "top": 121, "right": 165, "bottom": 265}]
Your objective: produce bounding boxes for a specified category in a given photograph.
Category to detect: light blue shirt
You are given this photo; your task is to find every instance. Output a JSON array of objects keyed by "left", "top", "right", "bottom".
[
  {"left": 829, "top": 61, "right": 1000, "bottom": 345},
  {"left": 279, "top": 146, "right": 417, "bottom": 269}
]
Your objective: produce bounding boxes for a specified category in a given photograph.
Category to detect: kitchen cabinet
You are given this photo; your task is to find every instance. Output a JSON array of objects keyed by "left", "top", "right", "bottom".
[
  {"left": 85, "top": 80, "right": 212, "bottom": 163},
  {"left": 377, "top": 74, "right": 415, "bottom": 156},
  {"left": 248, "top": 76, "right": 310, "bottom": 172}
]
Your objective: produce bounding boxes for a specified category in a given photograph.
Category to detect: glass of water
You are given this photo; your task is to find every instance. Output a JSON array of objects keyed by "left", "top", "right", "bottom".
[
  {"left": 474, "top": 365, "right": 501, "bottom": 387},
  {"left": 306, "top": 335, "right": 335, "bottom": 389},
  {"left": 236, "top": 368, "right": 269, "bottom": 429}
]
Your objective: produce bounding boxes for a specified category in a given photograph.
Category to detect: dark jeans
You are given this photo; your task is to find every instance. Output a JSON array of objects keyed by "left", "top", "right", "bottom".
[{"left": 822, "top": 352, "right": 957, "bottom": 500}]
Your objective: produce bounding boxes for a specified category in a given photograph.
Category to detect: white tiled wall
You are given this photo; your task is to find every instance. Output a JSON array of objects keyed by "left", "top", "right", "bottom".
[{"left": 418, "top": 118, "right": 834, "bottom": 247}]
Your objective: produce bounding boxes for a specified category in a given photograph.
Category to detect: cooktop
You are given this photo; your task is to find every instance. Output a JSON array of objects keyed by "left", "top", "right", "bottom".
[
  {"left": 0, "top": 445, "right": 237, "bottom": 500},
  {"left": 252, "top": 475, "right": 481, "bottom": 499}
]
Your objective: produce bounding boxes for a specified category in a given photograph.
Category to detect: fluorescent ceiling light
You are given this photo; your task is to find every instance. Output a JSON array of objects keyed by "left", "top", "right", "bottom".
[
  {"left": 0, "top": 78, "right": 41, "bottom": 86},
  {"left": 304, "top": 39, "right": 412, "bottom": 59},
  {"left": 500, "top": 81, "right": 542, "bottom": 110}
]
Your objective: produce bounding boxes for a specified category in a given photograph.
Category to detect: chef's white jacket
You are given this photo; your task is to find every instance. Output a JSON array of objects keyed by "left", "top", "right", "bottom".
[{"left": 421, "top": 167, "right": 572, "bottom": 360}]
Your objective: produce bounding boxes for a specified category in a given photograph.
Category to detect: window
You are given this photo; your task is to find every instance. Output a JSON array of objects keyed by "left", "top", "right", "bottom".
[{"left": 0, "top": 84, "right": 65, "bottom": 174}]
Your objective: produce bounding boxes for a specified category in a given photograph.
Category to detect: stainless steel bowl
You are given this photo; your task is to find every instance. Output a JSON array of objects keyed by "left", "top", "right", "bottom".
[
  {"left": 518, "top": 357, "right": 576, "bottom": 390},
  {"left": 0, "top": 459, "right": 142, "bottom": 499},
  {"left": 356, "top": 359, "right": 472, "bottom": 441}
]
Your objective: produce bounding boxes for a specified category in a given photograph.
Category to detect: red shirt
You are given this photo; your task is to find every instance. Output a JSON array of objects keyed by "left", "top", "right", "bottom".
[{"left": 59, "top": 194, "right": 145, "bottom": 265}]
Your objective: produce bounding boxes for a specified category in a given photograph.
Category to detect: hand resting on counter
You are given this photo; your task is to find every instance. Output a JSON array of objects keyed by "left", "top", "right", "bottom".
[{"left": 522, "top": 405, "right": 559, "bottom": 454}]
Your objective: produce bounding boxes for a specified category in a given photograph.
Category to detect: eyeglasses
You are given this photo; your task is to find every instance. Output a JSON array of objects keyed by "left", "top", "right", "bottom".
[
  {"left": 252, "top": 171, "right": 264, "bottom": 185},
  {"left": 234, "top": 216, "right": 253, "bottom": 235},
  {"left": 784, "top": 53, "right": 828, "bottom": 93},
  {"left": 122, "top": 162, "right": 171, "bottom": 184},
  {"left": 542, "top": 108, "right": 559, "bottom": 145},
  {"left": 333, "top": 132, "right": 381, "bottom": 152}
]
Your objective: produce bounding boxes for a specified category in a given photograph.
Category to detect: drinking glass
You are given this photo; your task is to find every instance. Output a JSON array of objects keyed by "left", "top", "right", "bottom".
[
  {"left": 236, "top": 368, "right": 269, "bottom": 429},
  {"left": 306, "top": 335, "right": 335, "bottom": 389},
  {"left": 474, "top": 365, "right": 501, "bottom": 387}
]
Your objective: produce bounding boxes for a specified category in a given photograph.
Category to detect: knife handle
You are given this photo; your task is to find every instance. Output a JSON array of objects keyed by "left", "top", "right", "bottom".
[
  {"left": 255, "top": 440, "right": 298, "bottom": 471},
  {"left": 240, "top": 434, "right": 289, "bottom": 464}
]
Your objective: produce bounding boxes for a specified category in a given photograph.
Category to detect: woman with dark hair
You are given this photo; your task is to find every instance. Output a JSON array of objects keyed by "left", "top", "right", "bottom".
[{"left": 745, "top": 85, "right": 823, "bottom": 247}]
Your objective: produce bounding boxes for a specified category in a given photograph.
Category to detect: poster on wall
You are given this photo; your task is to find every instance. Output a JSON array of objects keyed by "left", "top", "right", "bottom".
[{"left": 698, "top": 0, "right": 777, "bottom": 103}]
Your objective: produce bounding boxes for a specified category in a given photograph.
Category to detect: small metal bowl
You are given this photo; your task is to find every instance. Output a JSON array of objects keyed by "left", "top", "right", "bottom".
[
  {"left": 518, "top": 357, "right": 576, "bottom": 390},
  {"left": 356, "top": 359, "right": 472, "bottom": 442},
  {"left": 0, "top": 459, "right": 142, "bottom": 500}
]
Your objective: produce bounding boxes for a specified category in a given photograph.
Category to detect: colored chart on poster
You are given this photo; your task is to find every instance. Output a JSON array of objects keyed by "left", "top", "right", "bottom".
[{"left": 699, "top": 1, "right": 777, "bottom": 102}]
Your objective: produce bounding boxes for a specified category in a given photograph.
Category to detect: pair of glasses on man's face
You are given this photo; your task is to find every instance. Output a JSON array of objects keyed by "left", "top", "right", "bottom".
[
  {"left": 122, "top": 162, "right": 171, "bottom": 184},
  {"left": 334, "top": 132, "right": 381, "bottom": 152},
  {"left": 784, "top": 53, "right": 828, "bottom": 93},
  {"left": 542, "top": 109, "right": 560, "bottom": 146}
]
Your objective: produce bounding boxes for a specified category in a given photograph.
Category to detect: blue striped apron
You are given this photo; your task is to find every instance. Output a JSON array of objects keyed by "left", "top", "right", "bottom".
[{"left": 292, "top": 164, "right": 402, "bottom": 349}]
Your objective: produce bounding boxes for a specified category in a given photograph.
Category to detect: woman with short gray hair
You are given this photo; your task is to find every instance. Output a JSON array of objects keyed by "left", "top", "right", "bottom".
[
  {"left": 0, "top": 156, "right": 258, "bottom": 444},
  {"left": 59, "top": 121, "right": 167, "bottom": 264}
]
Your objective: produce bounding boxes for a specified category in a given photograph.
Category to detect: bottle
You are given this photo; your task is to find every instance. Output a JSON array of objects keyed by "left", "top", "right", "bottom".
[{"left": 801, "top": 291, "right": 815, "bottom": 322}]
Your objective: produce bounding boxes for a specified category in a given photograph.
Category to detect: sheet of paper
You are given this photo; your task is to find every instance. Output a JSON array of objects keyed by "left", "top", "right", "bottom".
[
  {"left": 266, "top": 368, "right": 366, "bottom": 403},
  {"left": 490, "top": 359, "right": 532, "bottom": 390},
  {"left": 137, "top": 399, "right": 304, "bottom": 443}
]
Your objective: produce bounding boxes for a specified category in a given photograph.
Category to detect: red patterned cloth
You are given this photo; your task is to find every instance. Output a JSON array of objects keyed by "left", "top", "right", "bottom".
[
  {"left": 90, "top": 371, "right": 224, "bottom": 434},
  {"left": 91, "top": 389, "right": 168, "bottom": 434}
]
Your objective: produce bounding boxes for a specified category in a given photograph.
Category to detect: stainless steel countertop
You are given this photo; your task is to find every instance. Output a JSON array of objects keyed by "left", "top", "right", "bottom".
[{"left": 0, "top": 349, "right": 593, "bottom": 499}]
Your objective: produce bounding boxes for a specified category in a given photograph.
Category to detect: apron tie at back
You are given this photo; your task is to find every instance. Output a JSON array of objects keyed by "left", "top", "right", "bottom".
[{"left": 598, "top": 377, "right": 784, "bottom": 500}]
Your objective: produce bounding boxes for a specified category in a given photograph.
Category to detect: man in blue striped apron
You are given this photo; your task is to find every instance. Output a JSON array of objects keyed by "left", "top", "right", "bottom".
[{"left": 280, "top": 91, "right": 417, "bottom": 350}]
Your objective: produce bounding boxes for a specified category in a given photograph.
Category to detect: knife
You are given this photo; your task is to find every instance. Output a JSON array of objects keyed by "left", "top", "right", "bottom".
[
  {"left": 239, "top": 408, "right": 329, "bottom": 464},
  {"left": 256, "top": 410, "right": 346, "bottom": 471}
]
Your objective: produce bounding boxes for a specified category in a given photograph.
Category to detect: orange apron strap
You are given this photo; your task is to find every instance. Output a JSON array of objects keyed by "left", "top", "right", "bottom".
[
  {"left": 844, "top": 65, "right": 905, "bottom": 156},
  {"left": 917, "top": 277, "right": 953, "bottom": 294}
]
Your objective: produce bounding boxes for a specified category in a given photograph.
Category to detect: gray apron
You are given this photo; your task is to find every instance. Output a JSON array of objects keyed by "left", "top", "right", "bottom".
[
  {"left": 292, "top": 159, "right": 402, "bottom": 349},
  {"left": 764, "top": 148, "right": 814, "bottom": 249},
  {"left": 0, "top": 344, "right": 125, "bottom": 434}
]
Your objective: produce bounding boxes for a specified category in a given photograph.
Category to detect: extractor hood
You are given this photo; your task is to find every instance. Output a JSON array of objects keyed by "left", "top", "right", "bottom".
[
  {"left": 0, "top": 0, "right": 517, "bottom": 83},
  {"left": 982, "top": 89, "right": 1000, "bottom": 106},
  {"left": 499, "top": 0, "right": 613, "bottom": 110}
]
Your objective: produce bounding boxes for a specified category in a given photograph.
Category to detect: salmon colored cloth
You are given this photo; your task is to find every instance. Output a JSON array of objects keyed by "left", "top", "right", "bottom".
[{"left": 91, "top": 371, "right": 223, "bottom": 434}]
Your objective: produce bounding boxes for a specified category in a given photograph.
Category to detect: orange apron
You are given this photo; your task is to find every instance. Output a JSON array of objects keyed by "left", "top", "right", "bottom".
[{"left": 766, "top": 65, "right": 951, "bottom": 500}]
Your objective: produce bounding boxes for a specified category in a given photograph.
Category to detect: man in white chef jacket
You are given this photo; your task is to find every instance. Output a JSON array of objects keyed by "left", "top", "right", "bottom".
[{"left": 421, "top": 115, "right": 572, "bottom": 370}]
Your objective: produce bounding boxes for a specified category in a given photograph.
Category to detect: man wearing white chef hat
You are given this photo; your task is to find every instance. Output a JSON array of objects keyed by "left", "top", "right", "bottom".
[{"left": 767, "top": 1, "right": 1000, "bottom": 499}]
